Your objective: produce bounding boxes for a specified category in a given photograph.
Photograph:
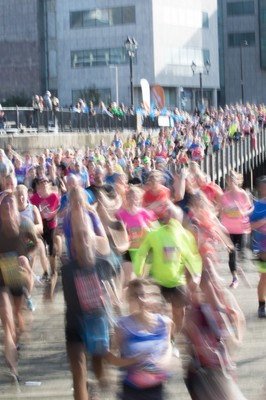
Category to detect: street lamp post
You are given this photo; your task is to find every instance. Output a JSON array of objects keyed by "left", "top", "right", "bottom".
[
  {"left": 199, "top": 71, "right": 203, "bottom": 108},
  {"left": 240, "top": 40, "right": 248, "bottom": 104},
  {"left": 191, "top": 60, "right": 211, "bottom": 111},
  {"left": 124, "top": 36, "right": 138, "bottom": 108},
  {"left": 110, "top": 65, "right": 119, "bottom": 106}
]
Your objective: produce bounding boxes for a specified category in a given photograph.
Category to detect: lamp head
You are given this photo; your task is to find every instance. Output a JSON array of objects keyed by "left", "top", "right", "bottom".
[
  {"left": 191, "top": 61, "right": 196, "bottom": 75},
  {"left": 125, "top": 36, "right": 138, "bottom": 53}
]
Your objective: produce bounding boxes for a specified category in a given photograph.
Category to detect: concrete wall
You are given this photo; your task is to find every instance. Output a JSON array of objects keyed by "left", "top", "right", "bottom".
[{"left": 0, "top": 132, "right": 132, "bottom": 154}]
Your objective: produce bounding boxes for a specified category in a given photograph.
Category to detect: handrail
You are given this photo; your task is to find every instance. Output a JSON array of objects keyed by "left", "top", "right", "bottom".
[
  {"left": 199, "top": 131, "right": 265, "bottom": 189},
  {"left": 0, "top": 108, "right": 142, "bottom": 132}
]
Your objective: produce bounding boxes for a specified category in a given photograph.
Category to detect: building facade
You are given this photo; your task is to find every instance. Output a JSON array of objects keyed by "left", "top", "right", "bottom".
[
  {"left": 218, "top": 0, "right": 266, "bottom": 106},
  {"left": 0, "top": 0, "right": 46, "bottom": 103},
  {"left": 54, "top": 0, "right": 219, "bottom": 110},
  {"left": 0, "top": 0, "right": 220, "bottom": 111}
]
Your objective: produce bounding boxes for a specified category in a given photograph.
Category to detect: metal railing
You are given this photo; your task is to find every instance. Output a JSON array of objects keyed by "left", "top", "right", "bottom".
[
  {"left": 199, "top": 130, "right": 266, "bottom": 189},
  {"left": 0, "top": 107, "right": 159, "bottom": 133}
]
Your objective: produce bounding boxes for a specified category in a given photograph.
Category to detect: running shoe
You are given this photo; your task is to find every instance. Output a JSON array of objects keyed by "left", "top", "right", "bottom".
[
  {"left": 258, "top": 306, "right": 266, "bottom": 318},
  {"left": 33, "top": 274, "right": 43, "bottom": 287},
  {"left": 229, "top": 278, "right": 238, "bottom": 289},
  {"left": 8, "top": 370, "right": 21, "bottom": 389},
  {"left": 41, "top": 272, "right": 50, "bottom": 283},
  {"left": 25, "top": 297, "right": 36, "bottom": 312}
]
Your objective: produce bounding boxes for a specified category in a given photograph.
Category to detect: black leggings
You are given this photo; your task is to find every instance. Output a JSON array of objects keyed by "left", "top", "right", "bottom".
[
  {"left": 42, "top": 221, "right": 55, "bottom": 257},
  {"left": 229, "top": 233, "right": 247, "bottom": 273},
  {"left": 119, "top": 383, "right": 163, "bottom": 400}
]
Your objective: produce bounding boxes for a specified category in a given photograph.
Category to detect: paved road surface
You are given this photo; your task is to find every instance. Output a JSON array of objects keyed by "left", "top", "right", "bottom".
[{"left": 0, "top": 250, "right": 266, "bottom": 400}]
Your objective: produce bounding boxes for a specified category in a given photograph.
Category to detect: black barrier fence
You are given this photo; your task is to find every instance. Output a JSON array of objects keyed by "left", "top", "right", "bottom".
[{"left": 0, "top": 107, "right": 159, "bottom": 132}]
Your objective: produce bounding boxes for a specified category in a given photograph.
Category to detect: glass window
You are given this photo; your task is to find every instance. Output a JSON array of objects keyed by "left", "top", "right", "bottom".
[
  {"left": 72, "top": 89, "right": 110, "bottom": 106},
  {"left": 71, "top": 47, "right": 136, "bottom": 68},
  {"left": 71, "top": 51, "right": 84, "bottom": 67},
  {"left": 243, "top": 1, "right": 255, "bottom": 13},
  {"left": 83, "top": 10, "right": 96, "bottom": 27},
  {"left": 95, "top": 8, "right": 109, "bottom": 26},
  {"left": 96, "top": 49, "right": 109, "bottom": 66},
  {"left": 84, "top": 50, "right": 96, "bottom": 67},
  {"left": 72, "top": 90, "right": 81, "bottom": 105},
  {"left": 70, "top": 12, "right": 83, "bottom": 28},
  {"left": 261, "top": 0, "right": 266, "bottom": 22},
  {"left": 228, "top": 32, "right": 255, "bottom": 47},
  {"left": 98, "top": 88, "right": 111, "bottom": 104},
  {"left": 164, "top": 88, "right": 177, "bottom": 107},
  {"left": 259, "top": 0, "right": 266, "bottom": 69},
  {"left": 70, "top": 6, "right": 136, "bottom": 30},
  {"left": 122, "top": 6, "right": 136, "bottom": 24},
  {"left": 227, "top": 1, "right": 255, "bottom": 16},
  {"left": 202, "top": 12, "right": 209, "bottom": 28},
  {"left": 202, "top": 49, "right": 210, "bottom": 64},
  {"left": 109, "top": 48, "right": 124, "bottom": 64},
  {"left": 110, "top": 7, "right": 122, "bottom": 25}
]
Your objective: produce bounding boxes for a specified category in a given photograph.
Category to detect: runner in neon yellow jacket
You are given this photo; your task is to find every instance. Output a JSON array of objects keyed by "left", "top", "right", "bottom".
[
  {"left": 133, "top": 218, "right": 202, "bottom": 288},
  {"left": 133, "top": 217, "right": 202, "bottom": 333}
]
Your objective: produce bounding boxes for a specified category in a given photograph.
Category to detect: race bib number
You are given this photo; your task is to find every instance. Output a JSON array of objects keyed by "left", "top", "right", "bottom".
[
  {"left": 224, "top": 207, "right": 241, "bottom": 218},
  {"left": 163, "top": 246, "right": 177, "bottom": 262}
]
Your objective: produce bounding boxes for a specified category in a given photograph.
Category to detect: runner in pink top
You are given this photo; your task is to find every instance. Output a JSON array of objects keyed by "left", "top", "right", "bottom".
[
  {"left": 30, "top": 177, "right": 60, "bottom": 276},
  {"left": 219, "top": 171, "right": 253, "bottom": 288},
  {"left": 116, "top": 186, "right": 156, "bottom": 250},
  {"left": 116, "top": 207, "right": 156, "bottom": 249},
  {"left": 116, "top": 186, "right": 157, "bottom": 285}
]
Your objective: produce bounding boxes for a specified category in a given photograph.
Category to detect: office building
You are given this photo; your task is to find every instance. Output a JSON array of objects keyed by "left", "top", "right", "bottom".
[
  {"left": 0, "top": 0, "right": 219, "bottom": 111},
  {"left": 218, "top": 0, "right": 266, "bottom": 105}
]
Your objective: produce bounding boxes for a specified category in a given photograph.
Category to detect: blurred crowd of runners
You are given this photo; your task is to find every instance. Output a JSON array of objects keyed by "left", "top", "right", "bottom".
[{"left": 0, "top": 102, "right": 266, "bottom": 399}]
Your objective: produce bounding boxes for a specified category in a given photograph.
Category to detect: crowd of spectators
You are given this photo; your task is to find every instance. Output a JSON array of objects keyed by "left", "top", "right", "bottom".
[
  {"left": 32, "top": 91, "right": 60, "bottom": 113},
  {"left": 1, "top": 91, "right": 265, "bottom": 146}
]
